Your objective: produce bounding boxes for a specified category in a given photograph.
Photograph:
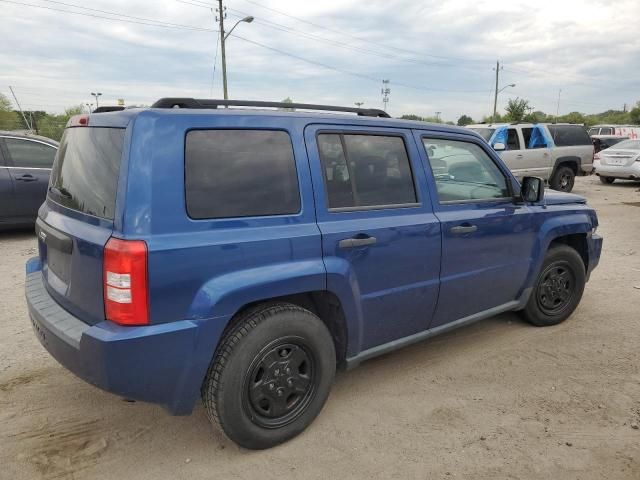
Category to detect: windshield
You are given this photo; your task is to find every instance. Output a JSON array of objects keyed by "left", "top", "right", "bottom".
[
  {"left": 48, "top": 127, "right": 125, "bottom": 219},
  {"left": 468, "top": 128, "right": 495, "bottom": 142}
]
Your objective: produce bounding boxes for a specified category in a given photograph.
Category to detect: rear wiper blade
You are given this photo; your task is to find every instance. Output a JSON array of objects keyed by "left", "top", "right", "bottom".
[{"left": 49, "top": 185, "right": 72, "bottom": 199}]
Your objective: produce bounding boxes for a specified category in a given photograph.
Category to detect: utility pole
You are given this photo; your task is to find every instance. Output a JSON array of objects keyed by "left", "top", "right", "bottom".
[
  {"left": 8, "top": 86, "right": 32, "bottom": 131},
  {"left": 381, "top": 80, "right": 390, "bottom": 112},
  {"left": 217, "top": 0, "right": 228, "bottom": 100},
  {"left": 492, "top": 60, "right": 501, "bottom": 124},
  {"left": 555, "top": 88, "right": 562, "bottom": 122},
  {"left": 435, "top": 111, "right": 442, "bottom": 122}
]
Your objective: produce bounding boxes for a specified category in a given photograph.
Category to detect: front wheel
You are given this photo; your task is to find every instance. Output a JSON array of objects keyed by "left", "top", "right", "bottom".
[
  {"left": 521, "top": 245, "right": 586, "bottom": 327},
  {"left": 202, "top": 303, "right": 336, "bottom": 449},
  {"left": 550, "top": 165, "right": 576, "bottom": 192},
  {"left": 599, "top": 176, "right": 615, "bottom": 184}
]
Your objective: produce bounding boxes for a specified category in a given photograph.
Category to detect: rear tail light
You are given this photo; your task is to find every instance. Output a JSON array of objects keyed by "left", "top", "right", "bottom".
[
  {"left": 66, "top": 114, "right": 89, "bottom": 127},
  {"left": 594, "top": 152, "right": 600, "bottom": 160},
  {"left": 103, "top": 237, "right": 149, "bottom": 325}
]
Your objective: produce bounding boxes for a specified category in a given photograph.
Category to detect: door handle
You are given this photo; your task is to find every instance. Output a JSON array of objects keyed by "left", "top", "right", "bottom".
[
  {"left": 516, "top": 154, "right": 524, "bottom": 158},
  {"left": 16, "top": 174, "right": 37, "bottom": 182},
  {"left": 450, "top": 225, "right": 478, "bottom": 235},
  {"left": 338, "top": 235, "right": 377, "bottom": 249}
]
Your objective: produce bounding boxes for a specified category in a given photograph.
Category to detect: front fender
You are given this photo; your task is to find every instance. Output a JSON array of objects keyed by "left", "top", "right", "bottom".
[
  {"left": 187, "top": 260, "right": 327, "bottom": 319},
  {"left": 520, "top": 211, "right": 594, "bottom": 302}
]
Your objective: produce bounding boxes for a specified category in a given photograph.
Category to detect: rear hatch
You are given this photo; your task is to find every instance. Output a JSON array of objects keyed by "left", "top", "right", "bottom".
[{"left": 37, "top": 122, "right": 126, "bottom": 325}]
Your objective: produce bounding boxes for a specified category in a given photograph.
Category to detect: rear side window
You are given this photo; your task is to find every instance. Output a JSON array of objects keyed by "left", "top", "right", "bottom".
[
  {"left": 4, "top": 138, "right": 57, "bottom": 168},
  {"left": 49, "top": 128, "right": 124, "bottom": 219},
  {"left": 317, "top": 133, "right": 417, "bottom": 209},
  {"left": 507, "top": 129, "right": 520, "bottom": 150},
  {"left": 185, "top": 130, "right": 300, "bottom": 219},
  {"left": 547, "top": 125, "right": 592, "bottom": 146}
]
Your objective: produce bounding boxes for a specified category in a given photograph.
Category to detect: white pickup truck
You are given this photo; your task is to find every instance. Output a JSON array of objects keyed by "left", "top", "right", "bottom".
[{"left": 467, "top": 123, "right": 594, "bottom": 192}]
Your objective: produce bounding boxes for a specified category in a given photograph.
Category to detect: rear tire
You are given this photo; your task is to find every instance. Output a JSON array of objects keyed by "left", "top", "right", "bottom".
[
  {"left": 599, "top": 176, "right": 615, "bottom": 184},
  {"left": 521, "top": 245, "right": 586, "bottom": 327},
  {"left": 550, "top": 165, "right": 576, "bottom": 192},
  {"left": 202, "top": 303, "right": 336, "bottom": 449}
]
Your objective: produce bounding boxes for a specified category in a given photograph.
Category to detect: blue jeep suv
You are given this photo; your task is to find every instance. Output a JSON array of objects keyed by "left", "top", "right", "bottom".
[{"left": 25, "top": 99, "right": 602, "bottom": 449}]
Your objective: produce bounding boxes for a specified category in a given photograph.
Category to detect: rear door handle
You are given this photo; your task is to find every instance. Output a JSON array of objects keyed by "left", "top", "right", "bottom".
[
  {"left": 450, "top": 225, "right": 478, "bottom": 235},
  {"left": 338, "top": 235, "right": 377, "bottom": 249},
  {"left": 16, "top": 174, "right": 37, "bottom": 182},
  {"left": 516, "top": 154, "right": 524, "bottom": 158}
]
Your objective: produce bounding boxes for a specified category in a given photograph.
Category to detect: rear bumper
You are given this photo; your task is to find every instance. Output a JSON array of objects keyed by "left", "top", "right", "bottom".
[
  {"left": 25, "top": 258, "right": 228, "bottom": 415},
  {"left": 593, "top": 160, "right": 640, "bottom": 179}
]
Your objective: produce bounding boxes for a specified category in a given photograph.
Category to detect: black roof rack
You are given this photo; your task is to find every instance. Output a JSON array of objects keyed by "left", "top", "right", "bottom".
[{"left": 151, "top": 98, "right": 390, "bottom": 118}]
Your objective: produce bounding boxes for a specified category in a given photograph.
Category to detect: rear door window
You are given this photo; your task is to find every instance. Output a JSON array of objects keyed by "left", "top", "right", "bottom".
[
  {"left": 49, "top": 127, "right": 125, "bottom": 219},
  {"left": 4, "top": 138, "right": 57, "bottom": 168},
  {"left": 507, "top": 129, "right": 521, "bottom": 150},
  {"left": 547, "top": 125, "right": 592, "bottom": 146},
  {"left": 317, "top": 133, "right": 417, "bottom": 209},
  {"left": 185, "top": 130, "right": 300, "bottom": 219}
]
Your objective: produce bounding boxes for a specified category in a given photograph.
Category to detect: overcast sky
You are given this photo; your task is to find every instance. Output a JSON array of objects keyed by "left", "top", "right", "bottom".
[{"left": 1, "top": 0, "right": 638, "bottom": 121}]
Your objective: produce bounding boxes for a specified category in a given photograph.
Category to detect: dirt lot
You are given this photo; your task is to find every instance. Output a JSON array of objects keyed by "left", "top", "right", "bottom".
[{"left": 1, "top": 175, "right": 639, "bottom": 480}]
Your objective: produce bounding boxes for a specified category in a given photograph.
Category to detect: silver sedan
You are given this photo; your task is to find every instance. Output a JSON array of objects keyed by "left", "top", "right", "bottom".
[{"left": 593, "top": 139, "right": 640, "bottom": 184}]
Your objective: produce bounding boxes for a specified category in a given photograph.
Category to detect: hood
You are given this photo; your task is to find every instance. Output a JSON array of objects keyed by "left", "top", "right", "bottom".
[{"left": 544, "top": 190, "right": 587, "bottom": 206}]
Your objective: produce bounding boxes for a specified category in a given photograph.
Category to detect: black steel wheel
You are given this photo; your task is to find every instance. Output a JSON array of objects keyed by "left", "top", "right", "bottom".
[
  {"left": 521, "top": 245, "right": 586, "bottom": 326},
  {"left": 536, "top": 263, "right": 576, "bottom": 316},
  {"left": 599, "top": 176, "right": 615, "bottom": 184},
  {"left": 202, "top": 303, "right": 335, "bottom": 449},
  {"left": 244, "top": 340, "right": 316, "bottom": 428}
]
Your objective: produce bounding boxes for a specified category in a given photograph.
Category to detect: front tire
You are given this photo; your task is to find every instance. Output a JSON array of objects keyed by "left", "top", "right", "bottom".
[
  {"left": 599, "top": 176, "right": 615, "bottom": 184},
  {"left": 521, "top": 245, "right": 586, "bottom": 327},
  {"left": 202, "top": 303, "right": 336, "bottom": 449},
  {"left": 550, "top": 165, "right": 576, "bottom": 192}
]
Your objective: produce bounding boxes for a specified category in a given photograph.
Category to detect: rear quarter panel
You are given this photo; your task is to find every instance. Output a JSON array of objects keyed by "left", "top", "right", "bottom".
[{"left": 121, "top": 111, "right": 324, "bottom": 325}]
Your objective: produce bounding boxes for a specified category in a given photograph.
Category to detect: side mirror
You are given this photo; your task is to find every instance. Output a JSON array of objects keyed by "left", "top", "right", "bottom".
[
  {"left": 521, "top": 176, "right": 545, "bottom": 203},
  {"left": 493, "top": 142, "right": 506, "bottom": 151}
]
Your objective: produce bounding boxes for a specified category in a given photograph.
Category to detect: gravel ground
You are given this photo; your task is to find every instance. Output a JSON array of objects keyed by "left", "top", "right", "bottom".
[{"left": 1, "top": 175, "right": 639, "bottom": 480}]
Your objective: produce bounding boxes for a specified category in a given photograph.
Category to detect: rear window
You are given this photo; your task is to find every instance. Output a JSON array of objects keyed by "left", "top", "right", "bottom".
[
  {"left": 547, "top": 125, "right": 591, "bottom": 146},
  {"left": 48, "top": 127, "right": 124, "bottom": 219},
  {"left": 469, "top": 128, "right": 495, "bottom": 142},
  {"left": 185, "top": 130, "right": 300, "bottom": 219}
]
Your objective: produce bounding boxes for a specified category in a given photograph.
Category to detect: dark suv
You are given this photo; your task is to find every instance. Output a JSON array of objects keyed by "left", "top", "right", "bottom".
[{"left": 26, "top": 99, "right": 602, "bottom": 449}]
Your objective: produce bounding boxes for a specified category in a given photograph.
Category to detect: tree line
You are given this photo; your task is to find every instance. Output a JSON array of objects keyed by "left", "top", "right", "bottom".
[{"left": 2, "top": 92, "right": 640, "bottom": 142}]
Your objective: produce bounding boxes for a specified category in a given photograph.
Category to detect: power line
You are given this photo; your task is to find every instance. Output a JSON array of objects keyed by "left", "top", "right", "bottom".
[
  {"left": 240, "top": 0, "right": 490, "bottom": 66},
  {"left": 231, "top": 33, "right": 490, "bottom": 93},
  {"left": 0, "top": 0, "right": 216, "bottom": 31}
]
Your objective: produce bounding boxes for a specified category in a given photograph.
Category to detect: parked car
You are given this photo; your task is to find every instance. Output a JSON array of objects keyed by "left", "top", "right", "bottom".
[
  {"left": 588, "top": 124, "right": 640, "bottom": 139},
  {"left": 0, "top": 131, "right": 58, "bottom": 229},
  {"left": 593, "top": 139, "right": 640, "bottom": 184},
  {"left": 592, "top": 134, "right": 629, "bottom": 153},
  {"left": 26, "top": 99, "right": 602, "bottom": 449},
  {"left": 466, "top": 123, "right": 594, "bottom": 192}
]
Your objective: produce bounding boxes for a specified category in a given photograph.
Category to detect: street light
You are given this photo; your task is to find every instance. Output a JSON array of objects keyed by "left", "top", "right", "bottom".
[
  {"left": 91, "top": 92, "right": 102, "bottom": 109},
  {"left": 492, "top": 83, "right": 515, "bottom": 123},
  {"left": 218, "top": 6, "right": 254, "bottom": 100}
]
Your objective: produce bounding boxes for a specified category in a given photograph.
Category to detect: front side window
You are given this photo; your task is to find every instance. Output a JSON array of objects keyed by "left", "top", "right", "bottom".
[
  {"left": 4, "top": 138, "right": 56, "bottom": 168},
  {"left": 317, "top": 133, "right": 417, "bottom": 209},
  {"left": 422, "top": 138, "right": 510, "bottom": 203},
  {"left": 185, "top": 130, "right": 300, "bottom": 219}
]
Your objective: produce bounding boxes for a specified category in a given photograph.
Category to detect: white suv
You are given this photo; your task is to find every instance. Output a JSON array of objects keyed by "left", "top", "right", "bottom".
[{"left": 466, "top": 123, "right": 594, "bottom": 192}]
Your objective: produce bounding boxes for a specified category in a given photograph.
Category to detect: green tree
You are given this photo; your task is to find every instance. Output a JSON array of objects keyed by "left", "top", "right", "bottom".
[
  {"left": 504, "top": 97, "right": 530, "bottom": 122},
  {"left": 279, "top": 97, "right": 295, "bottom": 111},
  {"left": 399, "top": 114, "right": 423, "bottom": 121},
  {"left": 0, "top": 92, "right": 12, "bottom": 111},
  {"left": 629, "top": 102, "right": 640, "bottom": 124},
  {"left": 64, "top": 105, "right": 85, "bottom": 117},
  {"left": 457, "top": 114, "right": 474, "bottom": 126}
]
